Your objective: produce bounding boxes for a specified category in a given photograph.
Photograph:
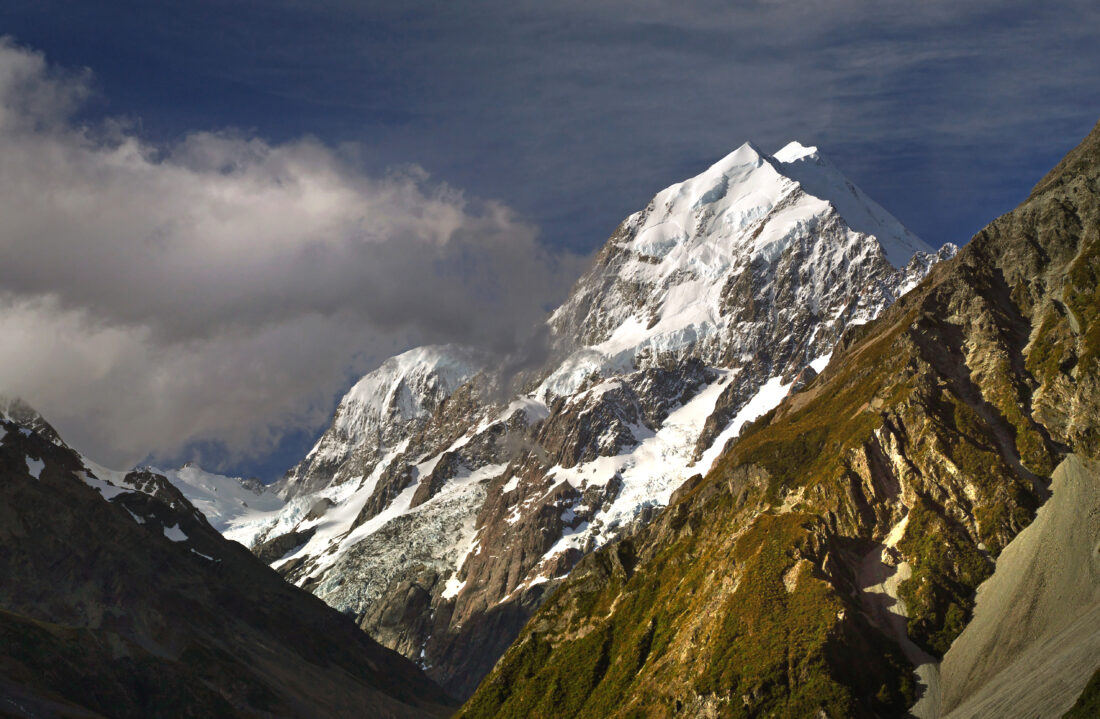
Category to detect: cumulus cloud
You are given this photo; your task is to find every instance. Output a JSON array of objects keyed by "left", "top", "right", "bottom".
[{"left": 0, "top": 38, "right": 583, "bottom": 468}]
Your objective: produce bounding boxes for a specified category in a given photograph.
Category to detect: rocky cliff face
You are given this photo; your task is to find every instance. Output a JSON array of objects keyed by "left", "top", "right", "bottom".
[
  {"left": 0, "top": 402, "right": 453, "bottom": 718},
  {"left": 221, "top": 141, "right": 953, "bottom": 698},
  {"left": 459, "top": 121, "right": 1100, "bottom": 717}
]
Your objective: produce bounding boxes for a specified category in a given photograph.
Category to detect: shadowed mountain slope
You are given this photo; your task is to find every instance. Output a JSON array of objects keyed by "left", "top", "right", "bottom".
[{"left": 0, "top": 401, "right": 453, "bottom": 718}]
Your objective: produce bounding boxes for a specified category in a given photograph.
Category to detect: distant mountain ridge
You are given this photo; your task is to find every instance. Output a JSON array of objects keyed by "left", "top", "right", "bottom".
[{"left": 156, "top": 462, "right": 285, "bottom": 533}]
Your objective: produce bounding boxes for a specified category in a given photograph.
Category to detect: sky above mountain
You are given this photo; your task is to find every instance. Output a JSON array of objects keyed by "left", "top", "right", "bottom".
[{"left": 1, "top": 0, "right": 1098, "bottom": 479}]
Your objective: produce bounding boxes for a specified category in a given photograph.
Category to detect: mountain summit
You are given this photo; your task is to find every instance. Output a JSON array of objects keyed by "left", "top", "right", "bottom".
[
  {"left": 460, "top": 121, "right": 1100, "bottom": 718},
  {"left": 183, "top": 141, "right": 954, "bottom": 697},
  {"left": 543, "top": 139, "right": 945, "bottom": 399}
]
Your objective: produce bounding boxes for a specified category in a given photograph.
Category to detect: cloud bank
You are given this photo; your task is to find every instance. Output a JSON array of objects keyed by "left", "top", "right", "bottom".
[{"left": 0, "top": 38, "right": 583, "bottom": 468}]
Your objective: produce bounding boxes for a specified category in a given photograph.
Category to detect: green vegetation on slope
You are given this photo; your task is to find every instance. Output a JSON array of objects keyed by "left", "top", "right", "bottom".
[{"left": 1064, "top": 666, "right": 1100, "bottom": 718}]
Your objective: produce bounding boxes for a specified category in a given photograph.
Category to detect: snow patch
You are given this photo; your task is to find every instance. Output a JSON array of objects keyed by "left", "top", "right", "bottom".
[
  {"left": 809, "top": 353, "right": 832, "bottom": 374},
  {"left": 25, "top": 457, "right": 44, "bottom": 480},
  {"left": 441, "top": 577, "right": 466, "bottom": 601},
  {"left": 77, "top": 469, "right": 127, "bottom": 500},
  {"left": 163, "top": 524, "right": 187, "bottom": 542},
  {"left": 500, "top": 473, "right": 522, "bottom": 494},
  {"left": 123, "top": 507, "right": 145, "bottom": 525},
  {"left": 698, "top": 375, "right": 794, "bottom": 474}
]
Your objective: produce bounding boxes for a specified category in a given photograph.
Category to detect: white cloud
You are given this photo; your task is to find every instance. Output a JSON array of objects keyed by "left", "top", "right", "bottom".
[{"left": 0, "top": 38, "right": 583, "bottom": 468}]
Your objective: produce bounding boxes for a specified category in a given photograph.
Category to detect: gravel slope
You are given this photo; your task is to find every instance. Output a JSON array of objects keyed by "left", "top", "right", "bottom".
[{"left": 936, "top": 454, "right": 1100, "bottom": 718}]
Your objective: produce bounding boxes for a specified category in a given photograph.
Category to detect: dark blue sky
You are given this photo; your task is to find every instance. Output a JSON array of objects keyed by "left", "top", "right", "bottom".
[
  {"left": 7, "top": 1, "right": 1099, "bottom": 251},
  {"left": 2, "top": 0, "right": 1098, "bottom": 479}
]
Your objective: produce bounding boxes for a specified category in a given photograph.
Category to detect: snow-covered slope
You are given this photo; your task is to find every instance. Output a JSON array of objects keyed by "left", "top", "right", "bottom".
[
  {"left": 201, "top": 140, "right": 955, "bottom": 697},
  {"left": 155, "top": 463, "right": 285, "bottom": 534},
  {"left": 772, "top": 141, "right": 930, "bottom": 267},
  {"left": 77, "top": 457, "right": 285, "bottom": 541},
  {"left": 277, "top": 344, "right": 485, "bottom": 499},
  {"left": 542, "top": 140, "right": 940, "bottom": 398}
]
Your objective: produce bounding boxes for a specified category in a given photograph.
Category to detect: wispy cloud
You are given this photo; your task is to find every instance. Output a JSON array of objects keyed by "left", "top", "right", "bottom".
[{"left": 287, "top": 0, "right": 1098, "bottom": 249}]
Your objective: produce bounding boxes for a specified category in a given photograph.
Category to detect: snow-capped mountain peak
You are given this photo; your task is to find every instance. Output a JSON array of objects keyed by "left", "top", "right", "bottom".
[
  {"left": 689, "top": 140, "right": 768, "bottom": 184},
  {"left": 772, "top": 140, "right": 933, "bottom": 267},
  {"left": 540, "top": 139, "right": 945, "bottom": 401},
  {"left": 644, "top": 140, "right": 784, "bottom": 241},
  {"left": 0, "top": 395, "right": 66, "bottom": 447},
  {"left": 338, "top": 345, "right": 483, "bottom": 436},
  {"left": 181, "top": 140, "right": 955, "bottom": 697}
]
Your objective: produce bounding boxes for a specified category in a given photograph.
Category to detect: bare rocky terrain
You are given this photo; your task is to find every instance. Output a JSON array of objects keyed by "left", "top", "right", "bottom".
[{"left": 934, "top": 454, "right": 1100, "bottom": 719}]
